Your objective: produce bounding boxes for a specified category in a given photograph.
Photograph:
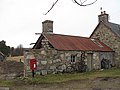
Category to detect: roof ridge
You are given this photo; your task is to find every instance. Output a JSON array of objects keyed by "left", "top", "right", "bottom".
[{"left": 44, "top": 33, "right": 89, "bottom": 39}]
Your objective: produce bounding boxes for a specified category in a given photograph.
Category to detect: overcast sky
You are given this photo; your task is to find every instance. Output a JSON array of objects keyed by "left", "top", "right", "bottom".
[{"left": 0, "top": 0, "right": 120, "bottom": 48}]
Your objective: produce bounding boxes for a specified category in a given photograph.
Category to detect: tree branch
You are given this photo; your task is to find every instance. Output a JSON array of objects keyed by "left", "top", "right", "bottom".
[
  {"left": 81, "top": 0, "right": 87, "bottom": 4},
  {"left": 73, "top": 0, "right": 97, "bottom": 6},
  {"left": 44, "top": 0, "right": 97, "bottom": 15},
  {"left": 44, "top": 0, "right": 59, "bottom": 15},
  {"left": 79, "top": 0, "right": 82, "bottom": 4}
]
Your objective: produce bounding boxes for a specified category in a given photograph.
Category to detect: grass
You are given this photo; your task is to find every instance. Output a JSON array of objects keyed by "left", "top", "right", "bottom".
[
  {"left": 21, "top": 67, "right": 120, "bottom": 84},
  {"left": 6, "top": 56, "right": 24, "bottom": 62},
  {"left": 0, "top": 67, "right": 120, "bottom": 86},
  {"left": 0, "top": 80, "right": 14, "bottom": 87}
]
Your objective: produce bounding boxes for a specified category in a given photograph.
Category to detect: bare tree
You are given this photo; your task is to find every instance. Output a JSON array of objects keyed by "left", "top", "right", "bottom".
[
  {"left": 44, "top": 0, "right": 97, "bottom": 15},
  {"left": 12, "top": 44, "right": 24, "bottom": 56}
]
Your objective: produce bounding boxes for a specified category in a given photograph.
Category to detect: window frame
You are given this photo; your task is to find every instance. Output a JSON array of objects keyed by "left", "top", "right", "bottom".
[{"left": 71, "top": 54, "right": 76, "bottom": 64}]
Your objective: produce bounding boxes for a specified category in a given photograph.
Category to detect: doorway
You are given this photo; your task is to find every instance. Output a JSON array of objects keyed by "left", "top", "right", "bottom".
[{"left": 87, "top": 53, "right": 93, "bottom": 71}]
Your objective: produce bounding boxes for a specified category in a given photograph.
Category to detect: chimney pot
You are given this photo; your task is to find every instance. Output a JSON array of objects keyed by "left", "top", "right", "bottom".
[
  {"left": 103, "top": 11, "right": 106, "bottom": 14},
  {"left": 101, "top": 11, "right": 103, "bottom": 15},
  {"left": 98, "top": 11, "right": 109, "bottom": 23}
]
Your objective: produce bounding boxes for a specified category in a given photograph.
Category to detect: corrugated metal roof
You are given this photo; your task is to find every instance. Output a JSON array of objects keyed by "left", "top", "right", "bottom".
[{"left": 43, "top": 34, "right": 113, "bottom": 51}]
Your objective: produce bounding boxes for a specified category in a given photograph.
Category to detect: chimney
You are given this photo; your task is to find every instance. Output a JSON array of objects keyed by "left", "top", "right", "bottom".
[
  {"left": 98, "top": 11, "right": 109, "bottom": 23},
  {"left": 42, "top": 20, "right": 53, "bottom": 34}
]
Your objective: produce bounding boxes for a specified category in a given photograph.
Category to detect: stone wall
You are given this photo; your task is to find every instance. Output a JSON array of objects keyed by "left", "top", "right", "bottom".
[
  {"left": 91, "top": 23, "right": 120, "bottom": 66},
  {"left": 0, "top": 61, "right": 24, "bottom": 79},
  {"left": 25, "top": 49, "right": 85, "bottom": 75},
  {"left": 24, "top": 48, "right": 114, "bottom": 75}
]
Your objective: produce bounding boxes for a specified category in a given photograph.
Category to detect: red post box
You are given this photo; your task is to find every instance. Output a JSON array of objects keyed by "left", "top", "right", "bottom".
[{"left": 30, "top": 59, "right": 37, "bottom": 70}]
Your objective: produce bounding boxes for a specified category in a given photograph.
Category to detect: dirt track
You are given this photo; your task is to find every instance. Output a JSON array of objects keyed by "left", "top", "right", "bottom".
[{"left": 11, "top": 77, "right": 120, "bottom": 90}]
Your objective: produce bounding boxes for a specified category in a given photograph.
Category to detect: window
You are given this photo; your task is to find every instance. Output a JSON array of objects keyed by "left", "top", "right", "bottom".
[{"left": 71, "top": 55, "right": 76, "bottom": 63}]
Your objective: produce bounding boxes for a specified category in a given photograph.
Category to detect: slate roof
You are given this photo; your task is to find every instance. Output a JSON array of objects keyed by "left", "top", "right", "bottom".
[
  {"left": 108, "top": 22, "right": 120, "bottom": 37},
  {"left": 33, "top": 34, "right": 113, "bottom": 52}
]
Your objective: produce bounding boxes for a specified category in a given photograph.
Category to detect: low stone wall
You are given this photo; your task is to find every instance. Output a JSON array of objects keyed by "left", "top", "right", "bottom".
[{"left": 0, "top": 61, "right": 24, "bottom": 79}]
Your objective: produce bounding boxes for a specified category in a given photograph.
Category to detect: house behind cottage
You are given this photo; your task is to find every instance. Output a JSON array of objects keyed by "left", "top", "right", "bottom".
[
  {"left": 0, "top": 51, "right": 5, "bottom": 62},
  {"left": 90, "top": 11, "right": 120, "bottom": 66},
  {"left": 24, "top": 20, "right": 114, "bottom": 75}
]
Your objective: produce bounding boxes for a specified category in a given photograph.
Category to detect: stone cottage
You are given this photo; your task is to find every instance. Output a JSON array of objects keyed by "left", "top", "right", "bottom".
[
  {"left": 90, "top": 11, "right": 120, "bottom": 66},
  {"left": 25, "top": 20, "right": 114, "bottom": 75}
]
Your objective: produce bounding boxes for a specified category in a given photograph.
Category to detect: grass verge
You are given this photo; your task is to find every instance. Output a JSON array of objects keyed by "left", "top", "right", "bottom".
[
  {"left": 0, "top": 67, "right": 120, "bottom": 86},
  {"left": 26, "top": 68, "right": 120, "bottom": 84}
]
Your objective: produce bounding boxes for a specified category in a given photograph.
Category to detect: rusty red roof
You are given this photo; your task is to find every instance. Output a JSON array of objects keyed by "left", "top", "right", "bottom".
[
  {"left": 45, "top": 34, "right": 113, "bottom": 51},
  {"left": 34, "top": 34, "right": 113, "bottom": 51}
]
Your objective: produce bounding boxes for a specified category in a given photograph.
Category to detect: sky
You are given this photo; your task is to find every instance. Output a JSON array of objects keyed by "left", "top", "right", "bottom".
[{"left": 0, "top": 0, "right": 120, "bottom": 48}]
